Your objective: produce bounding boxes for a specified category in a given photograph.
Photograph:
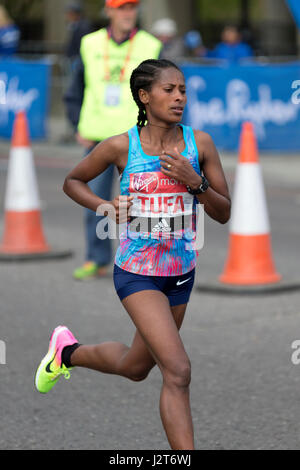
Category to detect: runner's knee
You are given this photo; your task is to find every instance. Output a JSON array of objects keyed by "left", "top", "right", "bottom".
[{"left": 162, "top": 358, "right": 191, "bottom": 388}]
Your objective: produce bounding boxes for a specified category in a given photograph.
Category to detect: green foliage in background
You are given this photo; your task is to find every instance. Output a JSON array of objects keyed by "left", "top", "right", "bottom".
[
  {"left": 195, "top": 0, "right": 261, "bottom": 22},
  {"left": 1, "top": 0, "right": 106, "bottom": 21},
  {"left": 84, "top": 0, "right": 105, "bottom": 19},
  {"left": 1, "top": 0, "right": 42, "bottom": 20},
  {"left": 0, "top": 0, "right": 262, "bottom": 24}
]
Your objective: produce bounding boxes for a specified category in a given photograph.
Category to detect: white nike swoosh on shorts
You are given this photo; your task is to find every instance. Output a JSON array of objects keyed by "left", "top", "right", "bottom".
[{"left": 176, "top": 277, "right": 192, "bottom": 286}]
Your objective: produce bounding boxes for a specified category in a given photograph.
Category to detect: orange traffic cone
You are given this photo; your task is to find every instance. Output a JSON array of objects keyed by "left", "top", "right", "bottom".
[
  {"left": 219, "top": 121, "right": 281, "bottom": 285},
  {"left": 0, "top": 111, "right": 50, "bottom": 255}
]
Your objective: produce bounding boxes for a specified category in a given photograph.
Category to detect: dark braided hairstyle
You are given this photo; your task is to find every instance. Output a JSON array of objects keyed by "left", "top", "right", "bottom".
[{"left": 130, "top": 59, "right": 182, "bottom": 128}]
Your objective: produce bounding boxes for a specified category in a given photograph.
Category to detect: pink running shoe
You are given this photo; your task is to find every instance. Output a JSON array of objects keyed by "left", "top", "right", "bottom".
[{"left": 34, "top": 325, "right": 79, "bottom": 394}]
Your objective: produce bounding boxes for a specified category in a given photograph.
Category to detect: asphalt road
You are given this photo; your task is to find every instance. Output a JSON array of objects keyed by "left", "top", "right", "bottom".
[{"left": 0, "top": 143, "right": 300, "bottom": 450}]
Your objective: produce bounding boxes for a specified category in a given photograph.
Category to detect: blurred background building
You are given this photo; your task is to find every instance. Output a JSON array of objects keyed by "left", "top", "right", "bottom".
[
  {"left": 1, "top": 0, "right": 298, "bottom": 57},
  {"left": 0, "top": 0, "right": 299, "bottom": 146}
]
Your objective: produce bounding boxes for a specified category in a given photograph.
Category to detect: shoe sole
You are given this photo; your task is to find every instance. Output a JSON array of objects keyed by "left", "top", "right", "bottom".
[{"left": 34, "top": 325, "right": 68, "bottom": 393}]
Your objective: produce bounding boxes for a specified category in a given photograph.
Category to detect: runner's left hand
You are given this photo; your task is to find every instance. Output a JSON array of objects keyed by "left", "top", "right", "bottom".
[{"left": 159, "top": 147, "right": 201, "bottom": 188}]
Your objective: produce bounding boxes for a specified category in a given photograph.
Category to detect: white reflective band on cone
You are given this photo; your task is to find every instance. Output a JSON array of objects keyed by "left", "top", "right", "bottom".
[
  {"left": 230, "top": 163, "right": 270, "bottom": 235},
  {"left": 4, "top": 147, "right": 40, "bottom": 211}
]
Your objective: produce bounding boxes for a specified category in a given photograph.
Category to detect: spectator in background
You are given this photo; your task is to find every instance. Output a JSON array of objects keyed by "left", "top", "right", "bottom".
[
  {"left": 184, "top": 30, "right": 205, "bottom": 58},
  {"left": 65, "top": 1, "right": 94, "bottom": 71},
  {"left": 0, "top": 5, "right": 20, "bottom": 57},
  {"left": 62, "top": 2, "right": 94, "bottom": 143},
  {"left": 151, "top": 18, "right": 185, "bottom": 61},
  {"left": 206, "top": 25, "right": 253, "bottom": 63}
]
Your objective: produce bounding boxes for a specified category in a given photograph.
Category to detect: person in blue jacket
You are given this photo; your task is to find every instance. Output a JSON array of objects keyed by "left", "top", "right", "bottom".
[
  {"left": 0, "top": 5, "right": 20, "bottom": 56},
  {"left": 206, "top": 25, "right": 253, "bottom": 63}
]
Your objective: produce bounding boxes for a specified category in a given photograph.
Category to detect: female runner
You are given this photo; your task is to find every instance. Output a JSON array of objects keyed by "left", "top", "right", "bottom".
[{"left": 35, "top": 59, "right": 231, "bottom": 450}]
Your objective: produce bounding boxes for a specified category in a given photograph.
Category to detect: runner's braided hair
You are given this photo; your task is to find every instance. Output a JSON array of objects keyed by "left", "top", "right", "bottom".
[{"left": 130, "top": 59, "right": 182, "bottom": 128}]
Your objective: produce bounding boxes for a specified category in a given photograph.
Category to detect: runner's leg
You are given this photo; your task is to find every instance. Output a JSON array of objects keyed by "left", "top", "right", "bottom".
[
  {"left": 70, "top": 299, "right": 188, "bottom": 381},
  {"left": 117, "top": 301, "right": 188, "bottom": 381},
  {"left": 121, "top": 290, "right": 194, "bottom": 450},
  {"left": 70, "top": 291, "right": 194, "bottom": 449}
]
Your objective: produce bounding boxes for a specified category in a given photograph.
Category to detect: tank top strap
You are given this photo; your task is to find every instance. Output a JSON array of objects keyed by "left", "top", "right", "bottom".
[
  {"left": 180, "top": 124, "right": 193, "bottom": 154},
  {"left": 180, "top": 124, "right": 201, "bottom": 174},
  {"left": 124, "top": 125, "right": 139, "bottom": 169}
]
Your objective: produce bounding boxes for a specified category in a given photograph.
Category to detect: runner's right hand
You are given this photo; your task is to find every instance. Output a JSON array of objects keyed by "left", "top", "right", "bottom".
[{"left": 108, "top": 195, "right": 134, "bottom": 224}]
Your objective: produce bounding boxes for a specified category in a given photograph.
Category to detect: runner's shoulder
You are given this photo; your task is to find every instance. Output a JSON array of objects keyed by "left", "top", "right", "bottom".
[
  {"left": 190, "top": 130, "right": 218, "bottom": 164},
  {"left": 192, "top": 129, "right": 214, "bottom": 147},
  {"left": 99, "top": 132, "right": 129, "bottom": 160}
]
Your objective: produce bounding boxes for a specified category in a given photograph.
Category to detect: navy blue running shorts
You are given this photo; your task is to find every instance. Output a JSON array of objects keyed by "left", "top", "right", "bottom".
[{"left": 113, "top": 264, "right": 195, "bottom": 307}]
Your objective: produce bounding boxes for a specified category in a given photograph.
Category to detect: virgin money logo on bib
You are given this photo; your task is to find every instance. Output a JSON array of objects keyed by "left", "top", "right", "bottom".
[
  {"left": 131, "top": 173, "right": 159, "bottom": 194},
  {"left": 130, "top": 172, "right": 188, "bottom": 194}
]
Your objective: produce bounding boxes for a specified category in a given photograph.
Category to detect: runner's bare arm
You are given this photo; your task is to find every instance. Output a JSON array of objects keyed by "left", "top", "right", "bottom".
[
  {"left": 194, "top": 131, "right": 231, "bottom": 224},
  {"left": 63, "top": 134, "right": 129, "bottom": 213}
]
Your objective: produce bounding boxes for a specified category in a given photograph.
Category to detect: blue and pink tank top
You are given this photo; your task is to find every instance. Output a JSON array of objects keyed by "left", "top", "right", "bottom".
[{"left": 114, "top": 124, "right": 201, "bottom": 276}]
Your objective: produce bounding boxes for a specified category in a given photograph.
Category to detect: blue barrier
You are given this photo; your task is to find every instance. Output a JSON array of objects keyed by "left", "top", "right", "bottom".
[
  {"left": 181, "top": 62, "right": 300, "bottom": 151},
  {"left": 1, "top": 58, "right": 299, "bottom": 150},
  {"left": 286, "top": 0, "right": 300, "bottom": 29},
  {"left": 0, "top": 58, "right": 51, "bottom": 140}
]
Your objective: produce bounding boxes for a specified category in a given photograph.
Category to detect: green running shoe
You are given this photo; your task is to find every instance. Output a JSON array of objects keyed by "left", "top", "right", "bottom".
[
  {"left": 34, "top": 325, "right": 78, "bottom": 394},
  {"left": 73, "top": 261, "right": 109, "bottom": 280}
]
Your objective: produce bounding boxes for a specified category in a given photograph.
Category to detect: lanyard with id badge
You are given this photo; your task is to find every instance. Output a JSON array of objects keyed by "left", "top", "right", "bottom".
[{"left": 103, "top": 29, "right": 136, "bottom": 107}]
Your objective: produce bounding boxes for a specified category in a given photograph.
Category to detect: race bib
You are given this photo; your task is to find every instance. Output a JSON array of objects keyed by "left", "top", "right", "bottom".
[{"left": 127, "top": 171, "right": 195, "bottom": 239}]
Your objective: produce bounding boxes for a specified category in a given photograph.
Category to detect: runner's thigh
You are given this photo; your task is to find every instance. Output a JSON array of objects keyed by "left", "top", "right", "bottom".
[
  {"left": 121, "top": 301, "right": 188, "bottom": 374},
  {"left": 121, "top": 290, "right": 190, "bottom": 374}
]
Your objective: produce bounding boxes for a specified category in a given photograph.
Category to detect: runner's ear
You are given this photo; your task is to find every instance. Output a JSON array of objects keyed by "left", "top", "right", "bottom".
[{"left": 138, "top": 89, "right": 149, "bottom": 105}]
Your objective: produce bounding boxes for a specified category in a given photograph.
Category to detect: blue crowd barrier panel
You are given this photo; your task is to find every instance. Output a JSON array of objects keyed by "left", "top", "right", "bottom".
[
  {"left": 181, "top": 61, "right": 300, "bottom": 151},
  {"left": 0, "top": 58, "right": 51, "bottom": 140},
  {"left": 286, "top": 0, "right": 300, "bottom": 28}
]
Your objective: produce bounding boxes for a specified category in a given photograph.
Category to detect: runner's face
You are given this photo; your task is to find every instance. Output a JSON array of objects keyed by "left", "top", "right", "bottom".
[
  {"left": 107, "top": 4, "right": 138, "bottom": 35},
  {"left": 141, "top": 68, "right": 187, "bottom": 125}
]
